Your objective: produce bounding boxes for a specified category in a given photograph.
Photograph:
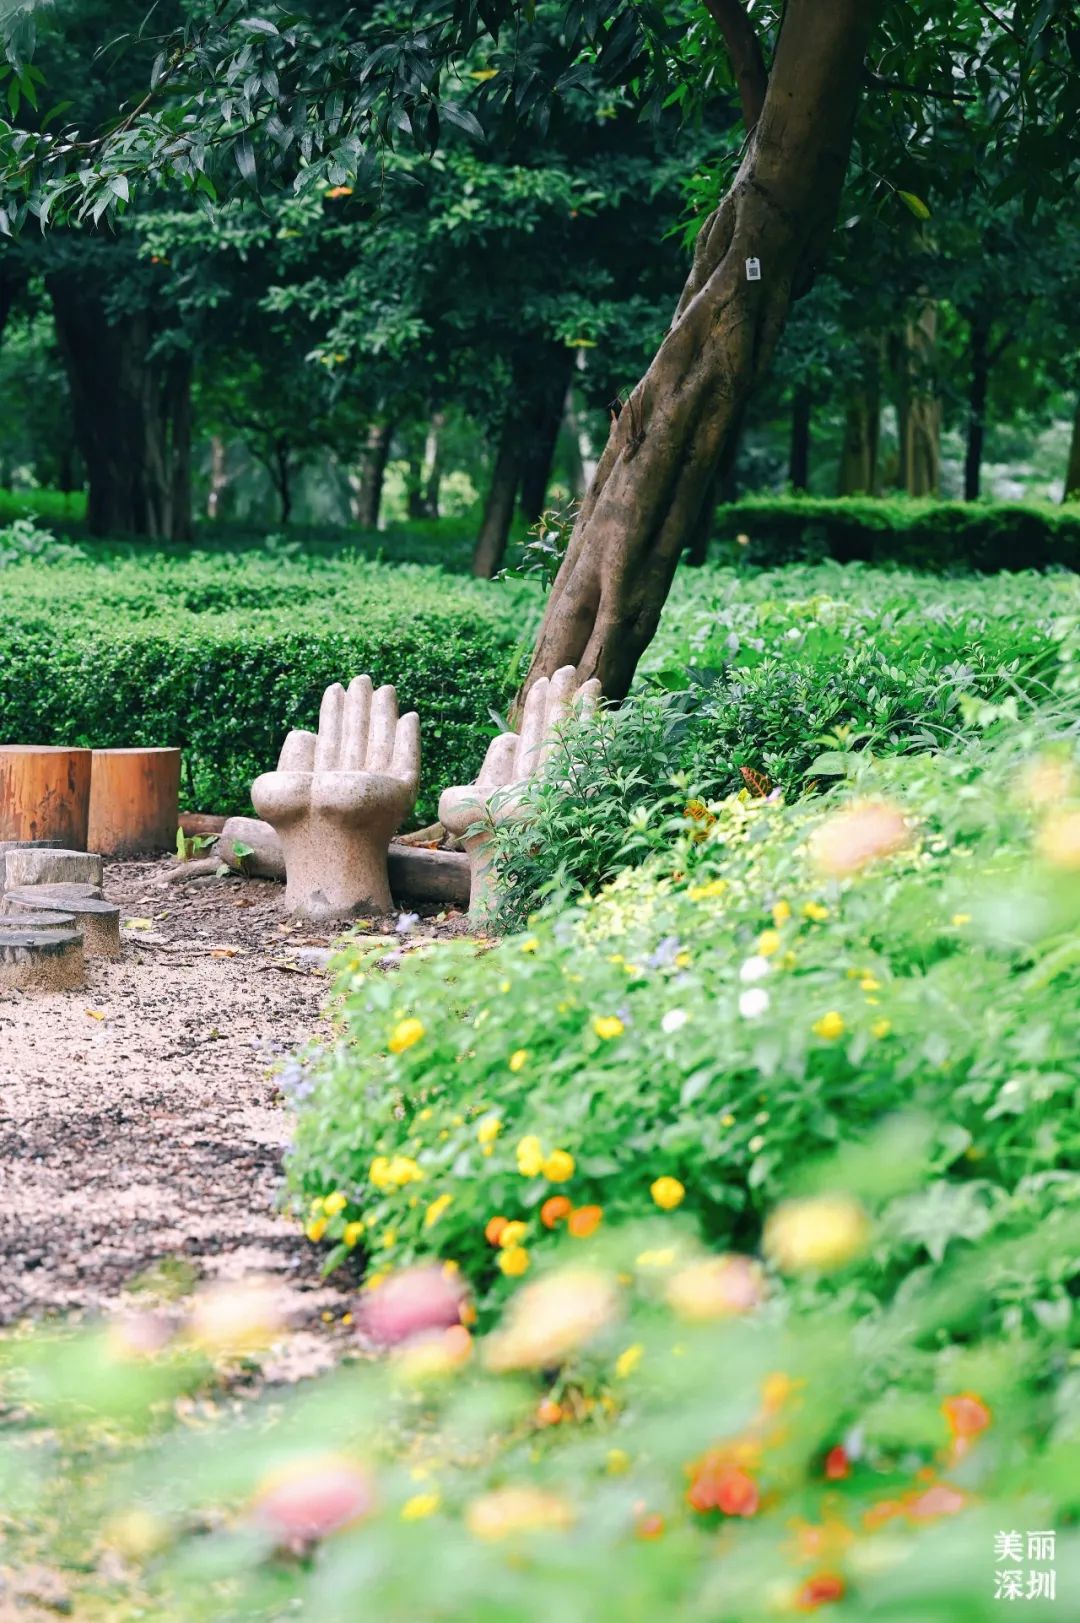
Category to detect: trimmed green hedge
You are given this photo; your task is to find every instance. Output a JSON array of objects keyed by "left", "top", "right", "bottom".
[
  {"left": 0, "top": 555, "right": 532, "bottom": 822},
  {"left": 713, "top": 496, "right": 1080, "bottom": 571}
]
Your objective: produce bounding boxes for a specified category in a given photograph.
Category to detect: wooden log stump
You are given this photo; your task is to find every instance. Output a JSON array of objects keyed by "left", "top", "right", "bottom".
[
  {"left": 0, "top": 924, "right": 85, "bottom": 991},
  {"left": 3, "top": 848, "right": 103, "bottom": 892},
  {"left": 88, "top": 748, "right": 182, "bottom": 856},
  {"left": 0, "top": 747, "right": 92, "bottom": 850},
  {"left": 4, "top": 888, "right": 122, "bottom": 959}
]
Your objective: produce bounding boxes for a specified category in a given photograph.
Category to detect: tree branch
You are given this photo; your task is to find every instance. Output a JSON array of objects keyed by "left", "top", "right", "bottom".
[{"left": 700, "top": 0, "right": 768, "bottom": 128}]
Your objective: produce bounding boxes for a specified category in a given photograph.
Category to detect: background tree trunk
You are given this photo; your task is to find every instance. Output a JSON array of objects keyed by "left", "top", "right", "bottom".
[
  {"left": 789, "top": 385, "right": 811, "bottom": 491},
  {"left": 520, "top": 357, "right": 573, "bottom": 523},
  {"left": 1065, "top": 395, "right": 1080, "bottom": 501},
  {"left": 519, "top": 0, "right": 878, "bottom": 703},
  {"left": 836, "top": 389, "right": 879, "bottom": 494},
  {"left": 207, "top": 435, "right": 228, "bottom": 519},
  {"left": 421, "top": 413, "right": 444, "bottom": 518},
  {"left": 964, "top": 317, "right": 990, "bottom": 502},
  {"left": 354, "top": 421, "right": 393, "bottom": 529},
  {"left": 48, "top": 274, "right": 192, "bottom": 541},
  {"left": 893, "top": 301, "right": 940, "bottom": 497},
  {"left": 472, "top": 420, "right": 523, "bottom": 577}
]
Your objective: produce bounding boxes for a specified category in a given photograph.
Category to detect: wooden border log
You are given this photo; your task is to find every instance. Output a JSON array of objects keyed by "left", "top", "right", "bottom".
[
  {"left": 4, "top": 889, "right": 121, "bottom": 959},
  {"left": 0, "top": 747, "right": 92, "bottom": 850},
  {"left": 0, "top": 924, "right": 85, "bottom": 991},
  {"left": 88, "top": 748, "right": 182, "bottom": 856}
]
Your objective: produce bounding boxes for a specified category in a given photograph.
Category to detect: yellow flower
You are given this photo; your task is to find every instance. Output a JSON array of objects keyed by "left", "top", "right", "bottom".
[
  {"left": 424, "top": 1194, "right": 453, "bottom": 1229},
  {"left": 509, "top": 1049, "right": 528, "bottom": 1073},
  {"left": 606, "top": 1448, "right": 631, "bottom": 1475},
  {"left": 306, "top": 1216, "right": 328, "bottom": 1242},
  {"left": 543, "top": 1149, "right": 575, "bottom": 1182},
  {"left": 499, "top": 1220, "right": 529, "bottom": 1249},
  {"left": 401, "top": 1492, "right": 441, "bottom": 1521},
  {"left": 593, "top": 1015, "right": 624, "bottom": 1040},
  {"left": 466, "top": 1486, "right": 573, "bottom": 1540},
  {"left": 485, "top": 1268, "right": 618, "bottom": 1371},
  {"left": 764, "top": 1194, "right": 871, "bottom": 1273},
  {"left": 650, "top": 1176, "right": 685, "bottom": 1211},
  {"left": 772, "top": 900, "right": 792, "bottom": 926},
  {"left": 370, "top": 1154, "right": 423, "bottom": 1190},
  {"left": 477, "top": 1113, "right": 502, "bottom": 1145},
  {"left": 802, "top": 901, "right": 829, "bottom": 922},
  {"left": 635, "top": 1247, "right": 676, "bottom": 1269},
  {"left": 688, "top": 878, "right": 727, "bottom": 901},
  {"left": 516, "top": 1135, "right": 544, "bottom": 1177},
  {"left": 614, "top": 1343, "right": 644, "bottom": 1379},
  {"left": 309, "top": 1195, "right": 325, "bottom": 1216},
  {"left": 675, "top": 950, "right": 692, "bottom": 968},
  {"left": 499, "top": 978, "right": 511, "bottom": 993},
  {"left": 499, "top": 1245, "right": 530, "bottom": 1277},
  {"left": 757, "top": 928, "right": 782, "bottom": 957},
  {"left": 323, "top": 1191, "right": 347, "bottom": 1217},
  {"left": 859, "top": 976, "right": 881, "bottom": 992},
  {"left": 871, "top": 1018, "right": 892, "bottom": 1039},
  {"left": 951, "top": 912, "right": 971, "bottom": 927},
  {"left": 812, "top": 1010, "right": 845, "bottom": 1042},
  {"left": 343, "top": 1221, "right": 364, "bottom": 1248},
  {"left": 389, "top": 1017, "right": 425, "bottom": 1054},
  {"left": 520, "top": 936, "right": 539, "bottom": 954},
  {"left": 721, "top": 1113, "right": 736, "bottom": 1127},
  {"left": 417, "top": 1107, "right": 432, "bottom": 1122}
]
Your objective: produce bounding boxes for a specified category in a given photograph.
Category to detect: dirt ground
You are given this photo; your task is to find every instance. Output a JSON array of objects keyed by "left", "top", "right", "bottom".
[{"left": 0, "top": 856, "right": 466, "bottom": 1372}]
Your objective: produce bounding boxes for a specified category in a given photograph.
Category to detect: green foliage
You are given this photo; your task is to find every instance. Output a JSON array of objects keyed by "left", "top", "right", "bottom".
[
  {"left": 711, "top": 496, "right": 1080, "bottom": 571},
  {"left": 0, "top": 512, "right": 80, "bottom": 566},
  {"left": 0, "top": 550, "right": 530, "bottom": 821}
]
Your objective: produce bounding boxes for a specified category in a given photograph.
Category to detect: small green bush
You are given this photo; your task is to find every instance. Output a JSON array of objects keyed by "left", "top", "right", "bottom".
[
  {"left": 711, "top": 494, "right": 1080, "bottom": 571},
  {"left": 0, "top": 553, "right": 534, "bottom": 821}
]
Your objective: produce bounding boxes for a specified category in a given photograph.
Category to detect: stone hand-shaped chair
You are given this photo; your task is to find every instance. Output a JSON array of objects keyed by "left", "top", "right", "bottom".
[
  {"left": 439, "top": 664, "right": 601, "bottom": 916},
  {"left": 252, "top": 676, "right": 419, "bottom": 920}
]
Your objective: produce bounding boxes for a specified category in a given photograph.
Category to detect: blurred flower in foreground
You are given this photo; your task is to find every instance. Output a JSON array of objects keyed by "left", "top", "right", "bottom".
[
  {"left": 1036, "top": 807, "right": 1080, "bottom": 869},
  {"left": 252, "top": 1456, "right": 375, "bottom": 1550},
  {"left": 794, "top": 1571, "right": 846, "bottom": 1610},
  {"left": 106, "top": 1308, "right": 177, "bottom": 1362},
  {"left": 395, "top": 1324, "right": 472, "bottom": 1382},
  {"left": 466, "top": 1486, "right": 574, "bottom": 1540},
  {"left": 686, "top": 1455, "right": 759, "bottom": 1516},
  {"left": 359, "top": 1265, "right": 467, "bottom": 1347},
  {"left": 941, "top": 1391, "right": 991, "bottom": 1459},
  {"left": 666, "top": 1255, "right": 765, "bottom": 1321},
  {"left": 1020, "top": 753, "right": 1077, "bottom": 808},
  {"left": 187, "top": 1279, "right": 286, "bottom": 1356},
  {"left": 764, "top": 1195, "right": 871, "bottom": 1273},
  {"left": 809, "top": 801, "right": 909, "bottom": 877},
  {"left": 485, "top": 1267, "right": 618, "bottom": 1371},
  {"left": 103, "top": 1508, "right": 171, "bottom": 1560}
]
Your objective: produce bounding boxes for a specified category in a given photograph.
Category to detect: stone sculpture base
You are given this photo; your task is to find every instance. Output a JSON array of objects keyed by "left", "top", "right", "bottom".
[{"left": 217, "top": 815, "right": 470, "bottom": 907}]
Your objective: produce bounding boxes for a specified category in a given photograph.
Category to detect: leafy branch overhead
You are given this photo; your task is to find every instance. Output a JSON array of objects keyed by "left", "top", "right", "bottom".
[{"left": 0, "top": 1, "right": 1077, "bottom": 233}]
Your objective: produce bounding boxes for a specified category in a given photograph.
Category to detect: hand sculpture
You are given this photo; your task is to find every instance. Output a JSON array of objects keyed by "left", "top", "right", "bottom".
[
  {"left": 251, "top": 676, "right": 420, "bottom": 920},
  {"left": 439, "top": 664, "right": 601, "bottom": 916}
]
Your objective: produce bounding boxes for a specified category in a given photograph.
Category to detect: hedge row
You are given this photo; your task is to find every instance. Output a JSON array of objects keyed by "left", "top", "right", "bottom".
[
  {"left": 712, "top": 496, "right": 1080, "bottom": 571},
  {"left": 0, "top": 556, "right": 530, "bottom": 823}
]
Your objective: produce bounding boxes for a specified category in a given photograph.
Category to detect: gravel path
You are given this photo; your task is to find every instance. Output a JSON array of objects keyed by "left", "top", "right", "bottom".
[{"left": 0, "top": 857, "right": 358, "bottom": 1358}]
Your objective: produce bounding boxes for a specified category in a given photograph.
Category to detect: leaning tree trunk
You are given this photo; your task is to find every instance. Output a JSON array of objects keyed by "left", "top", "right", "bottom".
[
  {"left": 519, "top": 0, "right": 878, "bottom": 702},
  {"left": 472, "top": 419, "right": 524, "bottom": 578},
  {"left": 48, "top": 274, "right": 193, "bottom": 541},
  {"left": 1065, "top": 395, "right": 1080, "bottom": 502}
]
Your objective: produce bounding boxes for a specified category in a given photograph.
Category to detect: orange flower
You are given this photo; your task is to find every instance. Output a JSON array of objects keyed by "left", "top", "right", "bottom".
[
  {"left": 686, "top": 1455, "right": 759, "bottom": 1517},
  {"left": 535, "top": 1397, "right": 563, "bottom": 1427},
  {"left": 567, "top": 1204, "right": 603, "bottom": 1238},
  {"left": 635, "top": 1511, "right": 665, "bottom": 1540},
  {"left": 823, "top": 1445, "right": 851, "bottom": 1481},
  {"left": 941, "top": 1392, "right": 991, "bottom": 1441},
  {"left": 485, "top": 1215, "right": 509, "bottom": 1246},
  {"left": 541, "top": 1195, "right": 572, "bottom": 1229},
  {"left": 904, "top": 1483, "right": 967, "bottom": 1521},
  {"left": 794, "top": 1572, "right": 846, "bottom": 1611}
]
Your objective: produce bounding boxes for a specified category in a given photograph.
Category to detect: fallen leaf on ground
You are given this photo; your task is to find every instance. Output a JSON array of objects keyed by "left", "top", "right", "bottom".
[
  {"left": 124, "top": 917, "right": 154, "bottom": 930},
  {"left": 85, "top": 1009, "right": 106, "bottom": 1021}
]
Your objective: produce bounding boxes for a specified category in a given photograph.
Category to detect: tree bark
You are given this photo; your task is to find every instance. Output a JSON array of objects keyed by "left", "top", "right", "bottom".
[
  {"left": 789, "top": 385, "right": 811, "bottom": 491},
  {"left": 893, "top": 301, "right": 940, "bottom": 497},
  {"left": 354, "top": 421, "right": 393, "bottom": 529},
  {"left": 519, "top": 0, "right": 878, "bottom": 703},
  {"left": 964, "top": 317, "right": 990, "bottom": 502},
  {"left": 207, "top": 434, "right": 228, "bottom": 519},
  {"left": 421, "top": 413, "right": 444, "bottom": 518},
  {"left": 1065, "top": 394, "right": 1080, "bottom": 502},
  {"left": 837, "top": 389, "right": 880, "bottom": 495},
  {"left": 472, "top": 419, "right": 524, "bottom": 577},
  {"left": 271, "top": 439, "right": 292, "bottom": 524},
  {"left": 520, "top": 358, "right": 573, "bottom": 523},
  {"left": 47, "top": 274, "right": 193, "bottom": 541}
]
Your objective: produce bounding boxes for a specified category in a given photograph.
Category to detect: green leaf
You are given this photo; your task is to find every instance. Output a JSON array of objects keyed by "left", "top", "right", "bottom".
[
  {"left": 897, "top": 189, "right": 931, "bottom": 220},
  {"left": 108, "top": 174, "right": 129, "bottom": 203}
]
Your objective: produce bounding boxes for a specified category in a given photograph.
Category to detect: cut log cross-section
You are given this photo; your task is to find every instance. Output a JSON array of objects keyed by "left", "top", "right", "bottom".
[
  {"left": 0, "top": 746, "right": 92, "bottom": 850},
  {"left": 88, "top": 747, "right": 182, "bottom": 856}
]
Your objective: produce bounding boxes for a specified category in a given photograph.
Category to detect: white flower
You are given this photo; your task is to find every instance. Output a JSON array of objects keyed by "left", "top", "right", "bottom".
[
  {"left": 739, "top": 956, "right": 770, "bottom": 984},
  {"left": 661, "top": 1008, "right": 689, "bottom": 1034},
  {"left": 739, "top": 988, "right": 770, "bottom": 1019}
]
